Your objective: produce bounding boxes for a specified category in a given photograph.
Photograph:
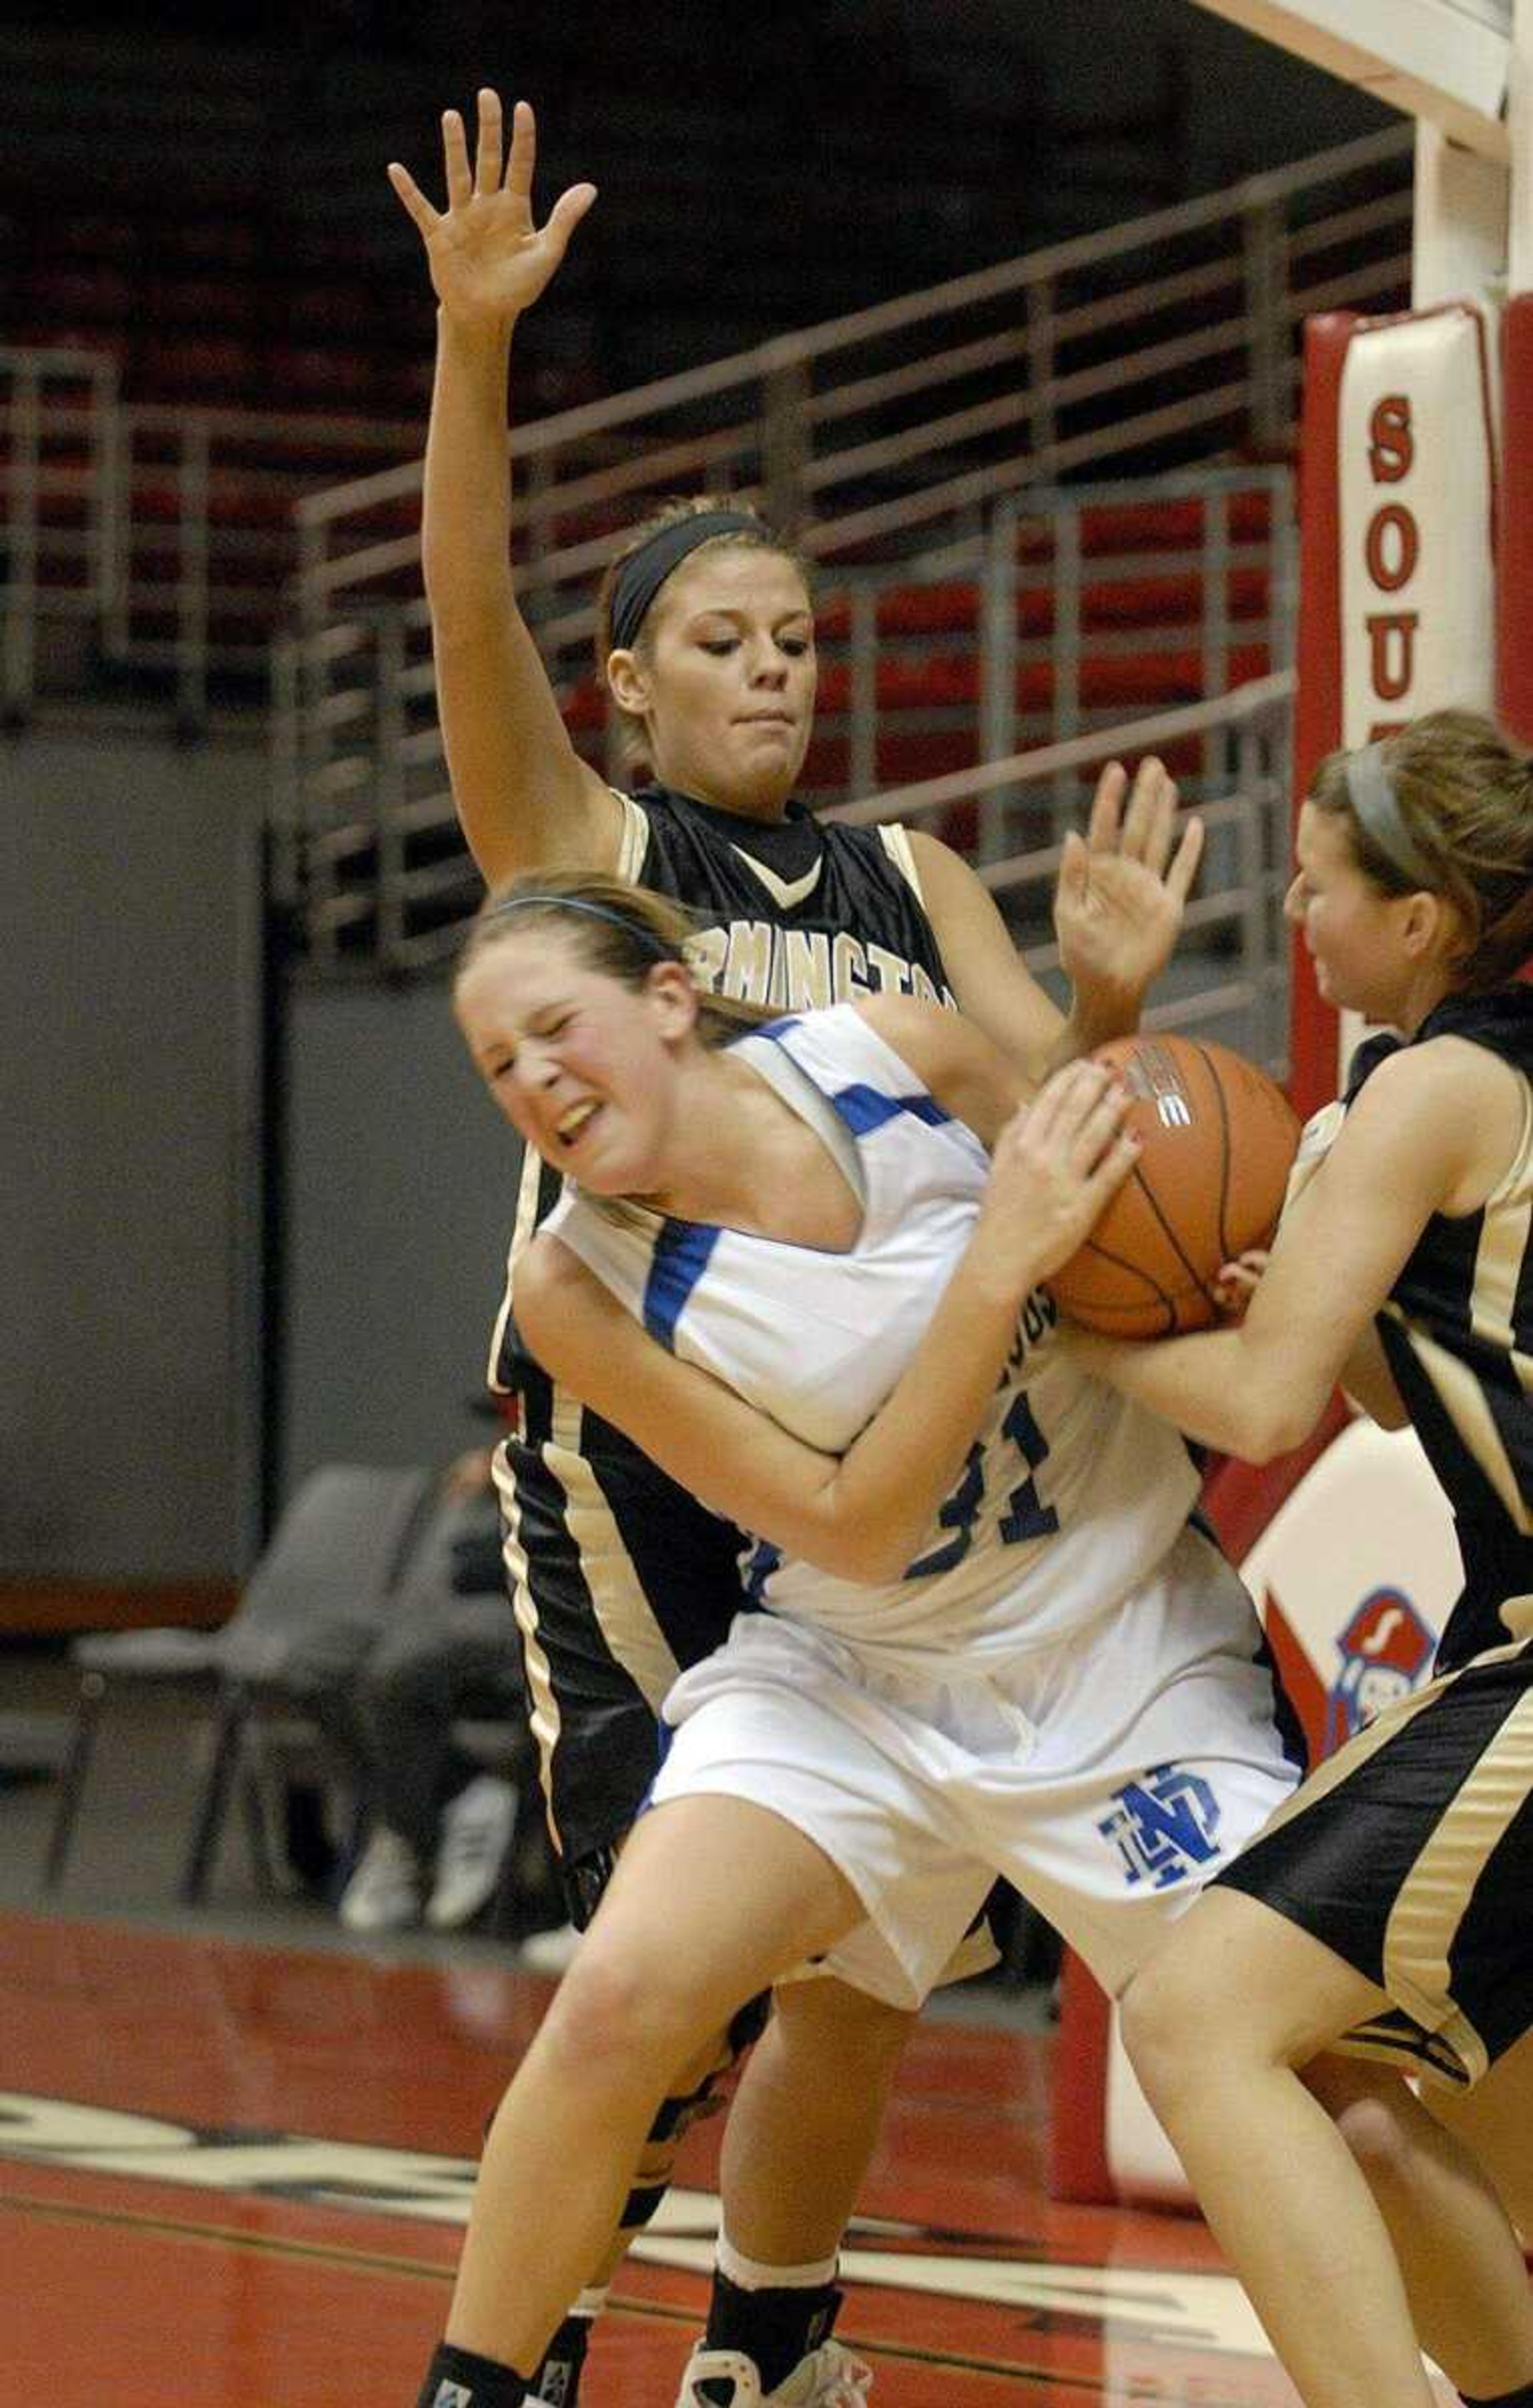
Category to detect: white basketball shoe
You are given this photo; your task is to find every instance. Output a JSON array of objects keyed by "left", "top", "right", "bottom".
[{"left": 673, "top": 2339, "right": 873, "bottom": 2406}]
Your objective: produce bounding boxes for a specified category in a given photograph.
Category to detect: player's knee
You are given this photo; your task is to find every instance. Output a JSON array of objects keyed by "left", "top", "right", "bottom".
[
  {"left": 539, "top": 1940, "right": 714, "bottom": 2086},
  {"left": 1305, "top": 2061, "right": 1417, "bottom": 2190},
  {"left": 1118, "top": 1954, "right": 1216, "bottom": 2112}
]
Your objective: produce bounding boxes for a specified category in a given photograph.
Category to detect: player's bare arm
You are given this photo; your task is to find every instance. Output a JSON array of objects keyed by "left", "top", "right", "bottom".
[
  {"left": 1070, "top": 1041, "right": 1511, "bottom": 1461},
  {"left": 909, "top": 759, "right": 1203, "bottom": 1085},
  {"left": 390, "top": 91, "right": 617, "bottom": 883},
  {"left": 514, "top": 1073, "right": 1135, "bottom": 1584},
  {"left": 850, "top": 991, "right": 1034, "bottom": 1148}
]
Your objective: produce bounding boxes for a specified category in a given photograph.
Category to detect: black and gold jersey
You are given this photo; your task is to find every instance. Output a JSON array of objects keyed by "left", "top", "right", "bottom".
[{"left": 1353, "top": 987, "right": 1533, "bottom": 1671}]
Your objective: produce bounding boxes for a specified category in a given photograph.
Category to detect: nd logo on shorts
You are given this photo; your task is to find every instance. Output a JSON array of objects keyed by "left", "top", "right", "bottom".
[
  {"left": 1097, "top": 1763, "right": 1221, "bottom": 1889},
  {"left": 1324, "top": 1586, "right": 1435, "bottom": 1755}
]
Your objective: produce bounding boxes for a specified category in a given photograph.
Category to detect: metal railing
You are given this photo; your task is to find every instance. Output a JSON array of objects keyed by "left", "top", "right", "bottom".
[
  {"left": 273, "top": 462, "right": 1295, "bottom": 970},
  {"left": 294, "top": 122, "right": 1410, "bottom": 660},
  {"left": 277, "top": 659, "right": 1297, "bottom": 1084},
  {"left": 0, "top": 346, "right": 120, "bottom": 718},
  {"left": 830, "top": 670, "right": 1299, "bottom": 1080},
  {"left": 2, "top": 126, "right": 1408, "bottom": 727},
  {"left": 0, "top": 382, "right": 420, "bottom": 721}
]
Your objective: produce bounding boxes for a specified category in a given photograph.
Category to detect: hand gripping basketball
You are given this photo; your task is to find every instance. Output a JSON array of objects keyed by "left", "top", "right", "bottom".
[{"left": 1046, "top": 1033, "right": 1299, "bottom": 1338}]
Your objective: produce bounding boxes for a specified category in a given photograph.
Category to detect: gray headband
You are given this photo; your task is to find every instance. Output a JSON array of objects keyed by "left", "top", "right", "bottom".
[
  {"left": 1344, "top": 743, "right": 1438, "bottom": 889},
  {"left": 478, "top": 892, "right": 677, "bottom": 957},
  {"left": 608, "top": 510, "right": 765, "bottom": 653}
]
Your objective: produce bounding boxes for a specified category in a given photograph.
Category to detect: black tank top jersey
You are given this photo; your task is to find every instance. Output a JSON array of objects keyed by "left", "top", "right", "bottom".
[
  {"left": 1348, "top": 987, "right": 1533, "bottom": 1673},
  {"left": 489, "top": 783, "right": 957, "bottom": 1404}
]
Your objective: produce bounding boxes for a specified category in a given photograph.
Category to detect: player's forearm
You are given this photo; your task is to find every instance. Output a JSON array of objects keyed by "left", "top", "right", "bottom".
[
  {"left": 1043, "top": 979, "right": 1146, "bottom": 1076},
  {"left": 1068, "top": 1323, "right": 1327, "bottom": 1463},
  {"left": 812, "top": 1254, "right": 1037, "bottom": 1583},
  {"left": 422, "top": 311, "right": 517, "bottom": 634}
]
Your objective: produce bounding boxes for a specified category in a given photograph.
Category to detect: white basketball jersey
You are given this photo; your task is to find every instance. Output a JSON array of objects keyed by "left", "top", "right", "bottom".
[{"left": 542, "top": 1007, "right": 1199, "bottom": 1675}]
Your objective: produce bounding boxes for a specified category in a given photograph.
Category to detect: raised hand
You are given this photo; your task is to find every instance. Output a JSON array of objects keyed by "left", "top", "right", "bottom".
[
  {"left": 1054, "top": 757, "right": 1204, "bottom": 1016},
  {"left": 388, "top": 91, "right": 596, "bottom": 331}
]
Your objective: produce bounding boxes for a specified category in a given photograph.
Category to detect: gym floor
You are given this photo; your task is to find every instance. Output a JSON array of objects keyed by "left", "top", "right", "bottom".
[{"left": 0, "top": 1639, "right": 1434, "bottom": 2405}]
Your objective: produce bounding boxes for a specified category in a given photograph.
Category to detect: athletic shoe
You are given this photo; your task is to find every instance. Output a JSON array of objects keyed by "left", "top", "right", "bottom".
[
  {"left": 337, "top": 1825, "right": 424, "bottom": 1931},
  {"left": 673, "top": 2341, "right": 873, "bottom": 2405},
  {"left": 426, "top": 1774, "right": 517, "bottom": 1930}
]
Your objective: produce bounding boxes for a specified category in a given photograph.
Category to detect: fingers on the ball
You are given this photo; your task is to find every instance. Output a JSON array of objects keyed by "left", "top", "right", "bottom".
[
  {"left": 1051, "top": 1065, "right": 1127, "bottom": 1157},
  {"left": 1082, "top": 1083, "right": 1137, "bottom": 1165},
  {"left": 1032, "top": 1058, "right": 1109, "bottom": 1138}
]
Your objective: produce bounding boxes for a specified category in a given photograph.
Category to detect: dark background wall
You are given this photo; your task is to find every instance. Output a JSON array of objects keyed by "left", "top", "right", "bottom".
[
  {"left": 0, "top": 2, "right": 1390, "bottom": 406},
  {"left": 2, "top": 727, "right": 266, "bottom": 1582},
  {"left": 279, "top": 978, "right": 520, "bottom": 1499}
]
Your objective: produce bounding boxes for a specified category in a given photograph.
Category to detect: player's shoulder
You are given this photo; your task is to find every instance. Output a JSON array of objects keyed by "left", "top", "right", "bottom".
[
  {"left": 847, "top": 992, "right": 958, "bottom": 1059},
  {"left": 513, "top": 1224, "right": 596, "bottom": 1322},
  {"left": 1340, "top": 1025, "right": 1517, "bottom": 1206},
  {"left": 850, "top": 989, "right": 968, "bottom": 1072},
  {"left": 1358, "top": 1027, "right": 1507, "bottom": 1116}
]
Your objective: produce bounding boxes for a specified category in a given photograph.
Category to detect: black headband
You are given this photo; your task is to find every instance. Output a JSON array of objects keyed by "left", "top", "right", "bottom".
[
  {"left": 1344, "top": 743, "right": 1437, "bottom": 889},
  {"left": 477, "top": 892, "right": 678, "bottom": 957},
  {"left": 608, "top": 510, "right": 766, "bottom": 653}
]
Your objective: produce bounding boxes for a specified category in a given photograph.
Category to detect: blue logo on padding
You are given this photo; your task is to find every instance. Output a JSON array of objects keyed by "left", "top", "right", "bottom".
[{"left": 1097, "top": 1764, "right": 1221, "bottom": 1888}]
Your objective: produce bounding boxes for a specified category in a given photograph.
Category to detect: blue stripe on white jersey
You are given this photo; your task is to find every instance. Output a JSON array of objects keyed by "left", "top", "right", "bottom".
[
  {"left": 826, "top": 1082, "right": 952, "bottom": 1137},
  {"left": 643, "top": 1220, "right": 721, "bottom": 1351},
  {"left": 753, "top": 1016, "right": 953, "bottom": 1139}
]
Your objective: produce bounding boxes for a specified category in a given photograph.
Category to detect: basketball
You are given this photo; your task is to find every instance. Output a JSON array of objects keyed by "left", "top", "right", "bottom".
[{"left": 1047, "top": 1033, "right": 1300, "bottom": 1339}]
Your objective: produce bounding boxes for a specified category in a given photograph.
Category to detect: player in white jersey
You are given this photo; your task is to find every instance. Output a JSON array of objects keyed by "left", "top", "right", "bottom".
[{"left": 407, "top": 871, "right": 1303, "bottom": 2408}]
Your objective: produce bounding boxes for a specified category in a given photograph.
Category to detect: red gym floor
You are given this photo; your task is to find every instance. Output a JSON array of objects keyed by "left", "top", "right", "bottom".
[{"left": 0, "top": 1909, "right": 1333, "bottom": 2405}]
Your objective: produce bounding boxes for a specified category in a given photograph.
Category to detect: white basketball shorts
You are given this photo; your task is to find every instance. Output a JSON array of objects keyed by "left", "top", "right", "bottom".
[{"left": 648, "top": 1524, "right": 1301, "bottom": 2011}]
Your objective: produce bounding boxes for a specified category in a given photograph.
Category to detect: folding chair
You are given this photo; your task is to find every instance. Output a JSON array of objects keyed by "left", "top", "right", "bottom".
[{"left": 41, "top": 1462, "right": 434, "bottom": 1902}]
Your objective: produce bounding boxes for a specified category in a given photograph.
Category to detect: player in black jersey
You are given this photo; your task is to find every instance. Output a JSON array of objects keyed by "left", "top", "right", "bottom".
[
  {"left": 1077, "top": 710, "right": 1533, "bottom": 2408},
  {"left": 391, "top": 91, "right": 1204, "bottom": 2408}
]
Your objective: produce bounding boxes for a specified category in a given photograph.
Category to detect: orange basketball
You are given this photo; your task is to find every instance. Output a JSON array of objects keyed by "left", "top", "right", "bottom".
[{"left": 1047, "top": 1033, "right": 1300, "bottom": 1339}]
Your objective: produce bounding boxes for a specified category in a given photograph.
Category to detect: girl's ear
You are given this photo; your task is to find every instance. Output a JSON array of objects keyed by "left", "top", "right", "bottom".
[
  {"left": 606, "top": 648, "right": 651, "bottom": 715},
  {"left": 1400, "top": 888, "right": 1464, "bottom": 966},
  {"left": 647, "top": 957, "right": 701, "bottom": 1037}
]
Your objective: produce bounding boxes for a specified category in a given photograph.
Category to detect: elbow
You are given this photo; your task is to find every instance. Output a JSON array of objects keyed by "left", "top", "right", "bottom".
[
  {"left": 422, "top": 524, "right": 514, "bottom": 613},
  {"left": 809, "top": 1536, "right": 909, "bottom": 1586},
  {"left": 1234, "top": 1384, "right": 1329, "bottom": 1466},
  {"left": 797, "top": 1516, "right": 917, "bottom": 1589},
  {"left": 848, "top": 1535, "right": 923, "bottom": 1586}
]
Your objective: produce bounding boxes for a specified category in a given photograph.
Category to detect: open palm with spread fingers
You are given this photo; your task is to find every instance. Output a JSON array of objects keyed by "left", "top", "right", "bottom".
[
  {"left": 388, "top": 90, "right": 596, "bottom": 331},
  {"left": 1054, "top": 756, "right": 1205, "bottom": 1009}
]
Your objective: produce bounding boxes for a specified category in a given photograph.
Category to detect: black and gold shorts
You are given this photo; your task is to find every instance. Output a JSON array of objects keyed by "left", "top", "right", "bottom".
[{"left": 1216, "top": 1636, "right": 1533, "bottom": 2088}]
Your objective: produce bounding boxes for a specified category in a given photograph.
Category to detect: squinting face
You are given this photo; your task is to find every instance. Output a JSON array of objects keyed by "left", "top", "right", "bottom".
[
  {"left": 454, "top": 928, "right": 685, "bottom": 1195},
  {"left": 624, "top": 546, "right": 816, "bottom": 817},
  {"left": 1284, "top": 800, "right": 1413, "bottom": 1023}
]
